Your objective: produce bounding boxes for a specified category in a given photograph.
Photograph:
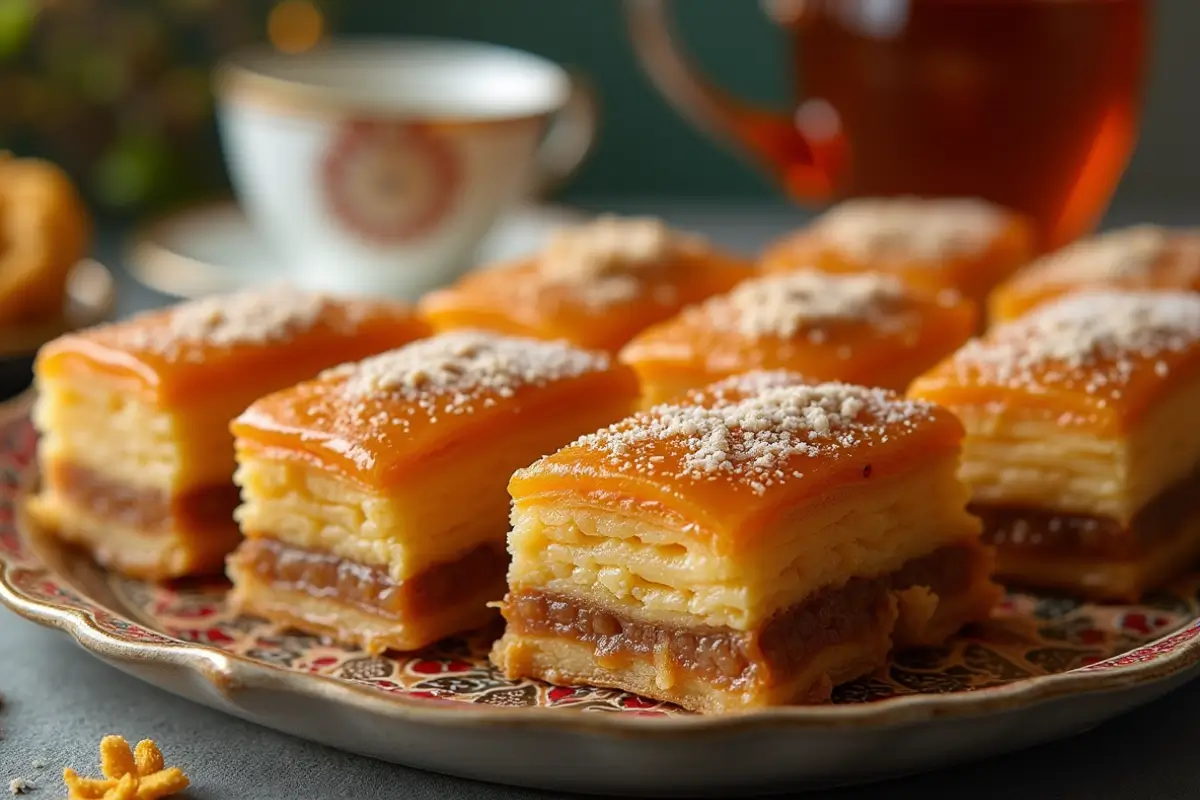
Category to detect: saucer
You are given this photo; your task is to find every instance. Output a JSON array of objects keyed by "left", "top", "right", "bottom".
[{"left": 126, "top": 201, "right": 588, "bottom": 299}]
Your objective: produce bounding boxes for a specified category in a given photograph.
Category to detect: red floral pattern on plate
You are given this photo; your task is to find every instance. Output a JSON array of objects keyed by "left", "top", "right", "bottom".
[{"left": 2, "top": 415, "right": 1199, "bottom": 713}]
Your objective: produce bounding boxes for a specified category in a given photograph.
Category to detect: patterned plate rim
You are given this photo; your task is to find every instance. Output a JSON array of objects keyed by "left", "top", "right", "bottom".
[{"left": 3, "top": 406, "right": 1200, "bottom": 734}]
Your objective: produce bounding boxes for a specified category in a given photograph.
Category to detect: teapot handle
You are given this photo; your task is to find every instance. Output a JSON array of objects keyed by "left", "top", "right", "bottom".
[{"left": 623, "top": 0, "right": 845, "bottom": 201}]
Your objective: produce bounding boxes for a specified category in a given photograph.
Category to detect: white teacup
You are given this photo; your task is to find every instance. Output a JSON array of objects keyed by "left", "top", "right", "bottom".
[{"left": 214, "top": 38, "right": 596, "bottom": 298}]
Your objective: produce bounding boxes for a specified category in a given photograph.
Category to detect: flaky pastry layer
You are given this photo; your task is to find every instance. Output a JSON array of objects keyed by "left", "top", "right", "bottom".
[
  {"left": 507, "top": 455, "right": 979, "bottom": 630},
  {"left": 33, "top": 376, "right": 239, "bottom": 493},
  {"left": 25, "top": 490, "right": 239, "bottom": 579},
  {"left": 234, "top": 409, "right": 628, "bottom": 581},
  {"left": 226, "top": 565, "right": 498, "bottom": 654},
  {"left": 953, "top": 373, "right": 1200, "bottom": 522}
]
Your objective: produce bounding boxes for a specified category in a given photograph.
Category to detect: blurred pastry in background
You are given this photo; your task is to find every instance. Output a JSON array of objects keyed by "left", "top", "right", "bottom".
[
  {"left": 418, "top": 215, "right": 753, "bottom": 353},
  {"left": 988, "top": 225, "right": 1200, "bottom": 323},
  {"left": 620, "top": 270, "right": 975, "bottom": 406},
  {"left": 762, "top": 197, "right": 1034, "bottom": 317},
  {"left": 0, "top": 152, "right": 92, "bottom": 326}
]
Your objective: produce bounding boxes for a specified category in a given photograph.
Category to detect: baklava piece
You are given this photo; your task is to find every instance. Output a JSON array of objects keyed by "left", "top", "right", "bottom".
[
  {"left": 29, "top": 289, "right": 429, "bottom": 579},
  {"left": 909, "top": 291, "right": 1200, "bottom": 601},
  {"left": 492, "top": 371, "right": 1000, "bottom": 713},
  {"left": 761, "top": 197, "right": 1034, "bottom": 313},
  {"left": 227, "top": 331, "right": 638, "bottom": 653},
  {"left": 989, "top": 225, "right": 1200, "bottom": 322},
  {"left": 619, "top": 271, "right": 975, "bottom": 405},
  {"left": 418, "top": 215, "right": 752, "bottom": 353}
]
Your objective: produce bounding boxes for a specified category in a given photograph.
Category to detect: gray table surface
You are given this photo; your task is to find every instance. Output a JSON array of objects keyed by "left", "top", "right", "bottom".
[{"left": 4, "top": 202, "right": 1200, "bottom": 799}]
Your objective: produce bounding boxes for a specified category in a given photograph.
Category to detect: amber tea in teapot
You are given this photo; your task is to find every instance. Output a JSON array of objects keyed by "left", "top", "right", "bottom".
[{"left": 628, "top": 0, "right": 1149, "bottom": 250}]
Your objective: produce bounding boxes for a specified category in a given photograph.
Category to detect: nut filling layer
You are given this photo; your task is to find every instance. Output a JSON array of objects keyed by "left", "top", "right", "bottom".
[
  {"left": 232, "top": 538, "right": 509, "bottom": 620},
  {"left": 974, "top": 467, "right": 1200, "bottom": 560},
  {"left": 503, "top": 544, "right": 979, "bottom": 689},
  {"left": 49, "top": 461, "right": 241, "bottom": 534}
]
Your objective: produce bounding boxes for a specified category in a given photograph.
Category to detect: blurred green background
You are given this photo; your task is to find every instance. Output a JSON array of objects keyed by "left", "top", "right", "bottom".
[{"left": 0, "top": 0, "right": 1195, "bottom": 220}]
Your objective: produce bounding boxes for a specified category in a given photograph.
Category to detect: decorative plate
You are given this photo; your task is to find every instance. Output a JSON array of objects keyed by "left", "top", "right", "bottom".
[{"left": 2, "top": 409, "right": 1200, "bottom": 796}]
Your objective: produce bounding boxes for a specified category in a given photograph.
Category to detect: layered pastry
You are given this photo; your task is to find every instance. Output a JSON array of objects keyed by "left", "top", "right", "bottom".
[
  {"left": 226, "top": 331, "right": 639, "bottom": 653},
  {"left": 909, "top": 291, "right": 1200, "bottom": 601},
  {"left": 761, "top": 197, "right": 1034, "bottom": 314},
  {"left": 492, "top": 371, "right": 1000, "bottom": 713},
  {"left": 989, "top": 225, "right": 1200, "bottom": 323},
  {"left": 29, "top": 289, "right": 430, "bottom": 580},
  {"left": 418, "top": 215, "right": 753, "bottom": 353},
  {"left": 619, "top": 270, "right": 975, "bottom": 405}
]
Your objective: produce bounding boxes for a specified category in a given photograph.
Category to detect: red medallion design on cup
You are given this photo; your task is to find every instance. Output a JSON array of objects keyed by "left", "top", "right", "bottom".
[{"left": 321, "top": 120, "right": 461, "bottom": 246}]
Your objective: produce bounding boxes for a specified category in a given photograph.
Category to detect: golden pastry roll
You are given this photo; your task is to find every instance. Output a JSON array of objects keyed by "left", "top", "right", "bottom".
[
  {"left": 227, "top": 330, "right": 639, "bottom": 653},
  {"left": 761, "top": 197, "right": 1034, "bottom": 317},
  {"left": 29, "top": 288, "right": 430, "bottom": 580},
  {"left": 909, "top": 290, "right": 1200, "bottom": 601},
  {"left": 619, "top": 270, "right": 976, "bottom": 406},
  {"left": 419, "top": 214, "right": 753, "bottom": 353},
  {"left": 988, "top": 225, "right": 1200, "bottom": 323},
  {"left": 492, "top": 370, "right": 1000, "bottom": 713}
]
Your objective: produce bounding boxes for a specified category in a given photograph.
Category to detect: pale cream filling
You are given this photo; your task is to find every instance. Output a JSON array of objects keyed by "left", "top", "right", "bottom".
[
  {"left": 33, "top": 375, "right": 242, "bottom": 494},
  {"left": 507, "top": 456, "right": 978, "bottom": 630}
]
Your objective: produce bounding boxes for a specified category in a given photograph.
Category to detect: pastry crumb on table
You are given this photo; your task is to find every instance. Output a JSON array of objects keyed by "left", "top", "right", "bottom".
[{"left": 63, "top": 735, "right": 188, "bottom": 800}]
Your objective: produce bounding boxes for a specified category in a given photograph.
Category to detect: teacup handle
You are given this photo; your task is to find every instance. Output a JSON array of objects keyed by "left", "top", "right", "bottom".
[
  {"left": 533, "top": 72, "right": 599, "bottom": 197},
  {"left": 624, "top": 0, "right": 843, "bottom": 201}
]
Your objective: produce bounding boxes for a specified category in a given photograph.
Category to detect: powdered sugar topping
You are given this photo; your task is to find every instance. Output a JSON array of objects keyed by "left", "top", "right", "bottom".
[
  {"left": 111, "top": 286, "right": 340, "bottom": 360},
  {"left": 696, "top": 271, "right": 910, "bottom": 340},
  {"left": 1020, "top": 225, "right": 1170, "bottom": 285},
  {"left": 535, "top": 215, "right": 706, "bottom": 309},
  {"left": 952, "top": 291, "right": 1200, "bottom": 394},
  {"left": 324, "top": 330, "right": 610, "bottom": 421},
  {"left": 814, "top": 196, "right": 1007, "bottom": 261},
  {"left": 569, "top": 371, "right": 935, "bottom": 495}
]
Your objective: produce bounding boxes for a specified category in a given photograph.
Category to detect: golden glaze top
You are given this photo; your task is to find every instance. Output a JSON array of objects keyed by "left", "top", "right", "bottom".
[
  {"left": 989, "top": 226, "right": 1200, "bottom": 322},
  {"left": 35, "top": 288, "right": 430, "bottom": 406},
  {"left": 909, "top": 291, "right": 1200, "bottom": 433},
  {"left": 511, "top": 370, "right": 963, "bottom": 546},
  {"left": 761, "top": 197, "right": 1034, "bottom": 303},
  {"left": 619, "top": 272, "right": 976, "bottom": 390},
  {"left": 232, "top": 330, "right": 638, "bottom": 487},
  {"left": 418, "top": 215, "right": 753, "bottom": 353}
]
